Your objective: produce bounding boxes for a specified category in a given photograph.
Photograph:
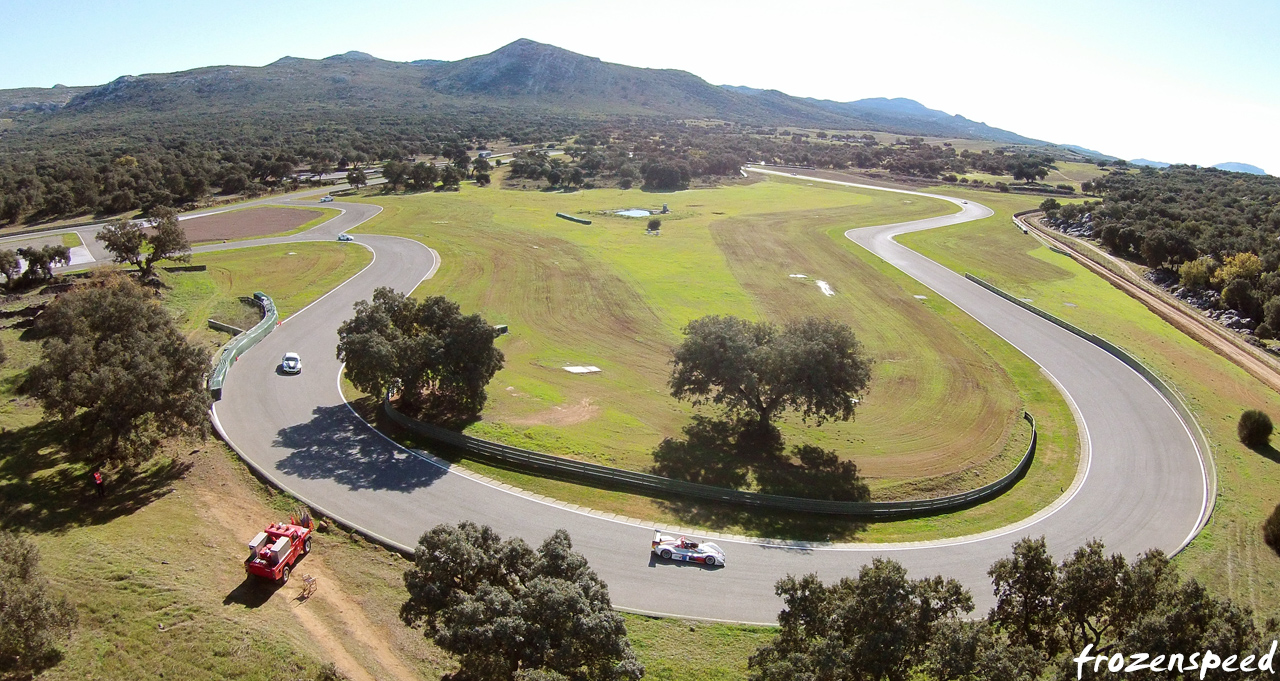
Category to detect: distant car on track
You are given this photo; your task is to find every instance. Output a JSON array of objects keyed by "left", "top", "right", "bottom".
[
  {"left": 320, "top": 196, "right": 334, "bottom": 203},
  {"left": 962, "top": 200, "right": 968, "bottom": 204},
  {"left": 281, "top": 352, "right": 302, "bottom": 374},
  {"left": 337, "top": 233, "right": 353, "bottom": 242},
  {"left": 652, "top": 531, "right": 725, "bottom": 566}
]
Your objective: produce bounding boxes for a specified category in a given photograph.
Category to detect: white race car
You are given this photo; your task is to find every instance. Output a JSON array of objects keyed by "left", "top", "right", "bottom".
[
  {"left": 280, "top": 352, "right": 302, "bottom": 374},
  {"left": 651, "top": 531, "right": 725, "bottom": 566}
]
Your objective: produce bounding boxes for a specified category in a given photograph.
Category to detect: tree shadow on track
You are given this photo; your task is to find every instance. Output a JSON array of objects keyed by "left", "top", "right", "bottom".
[{"left": 273, "top": 404, "right": 446, "bottom": 492}]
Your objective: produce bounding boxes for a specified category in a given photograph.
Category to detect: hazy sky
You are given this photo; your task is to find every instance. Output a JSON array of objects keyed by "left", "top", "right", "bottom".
[{"left": 3, "top": 0, "right": 1277, "bottom": 173}]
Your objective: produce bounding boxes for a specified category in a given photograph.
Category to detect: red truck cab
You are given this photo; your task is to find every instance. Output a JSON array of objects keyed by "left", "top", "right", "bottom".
[{"left": 245, "top": 522, "right": 312, "bottom": 585}]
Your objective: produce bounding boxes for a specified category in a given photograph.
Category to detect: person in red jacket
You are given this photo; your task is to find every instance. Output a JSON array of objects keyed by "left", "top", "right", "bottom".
[{"left": 92, "top": 469, "right": 106, "bottom": 498}]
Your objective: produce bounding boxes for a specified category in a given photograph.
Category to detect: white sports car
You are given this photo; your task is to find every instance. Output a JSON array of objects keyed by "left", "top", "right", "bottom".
[
  {"left": 281, "top": 352, "right": 302, "bottom": 374},
  {"left": 651, "top": 531, "right": 726, "bottom": 566}
]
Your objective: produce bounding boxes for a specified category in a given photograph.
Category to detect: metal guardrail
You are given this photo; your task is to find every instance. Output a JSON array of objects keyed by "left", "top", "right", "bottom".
[
  {"left": 384, "top": 398, "right": 1037, "bottom": 518},
  {"left": 208, "top": 292, "right": 277, "bottom": 400}
]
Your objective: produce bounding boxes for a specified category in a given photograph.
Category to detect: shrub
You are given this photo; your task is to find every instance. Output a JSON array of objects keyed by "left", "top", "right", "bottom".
[
  {"left": 0, "top": 531, "right": 77, "bottom": 678},
  {"left": 314, "top": 663, "right": 350, "bottom": 681},
  {"left": 646, "top": 218, "right": 661, "bottom": 231},
  {"left": 1265, "top": 502, "right": 1280, "bottom": 555},
  {"left": 1238, "top": 409, "right": 1273, "bottom": 447},
  {"left": 1179, "top": 256, "right": 1217, "bottom": 289}
]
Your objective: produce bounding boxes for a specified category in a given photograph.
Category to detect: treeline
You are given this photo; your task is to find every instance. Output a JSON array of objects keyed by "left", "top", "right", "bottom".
[
  {"left": 0, "top": 108, "right": 585, "bottom": 224},
  {"left": 1044, "top": 165, "right": 1280, "bottom": 336},
  {"left": 751, "top": 536, "right": 1278, "bottom": 680},
  {"left": 0, "top": 106, "right": 1072, "bottom": 224},
  {"left": 401, "top": 522, "right": 1279, "bottom": 681},
  {"left": 500, "top": 124, "right": 1062, "bottom": 192}
]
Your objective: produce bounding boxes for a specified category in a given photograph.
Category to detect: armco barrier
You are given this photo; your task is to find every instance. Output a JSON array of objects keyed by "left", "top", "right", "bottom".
[
  {"left": 964, "top": 273, "right": 1216, "bottom": 527},
  {"left": 208, "top": 292, "right": 278, "bottom": 401},
  {"left": 384, "top": 399, "right": 1037, "bottom": 518}
]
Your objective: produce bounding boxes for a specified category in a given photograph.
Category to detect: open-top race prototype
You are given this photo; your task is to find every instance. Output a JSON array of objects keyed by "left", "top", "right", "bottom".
[{"left": 652, "top": 531, "right": 726, "bottom": 566}]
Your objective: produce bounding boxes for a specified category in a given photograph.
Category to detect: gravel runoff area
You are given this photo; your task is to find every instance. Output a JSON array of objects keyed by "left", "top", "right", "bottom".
[{"left": 181, "top": 206, "right": 323, "bottom": 242}]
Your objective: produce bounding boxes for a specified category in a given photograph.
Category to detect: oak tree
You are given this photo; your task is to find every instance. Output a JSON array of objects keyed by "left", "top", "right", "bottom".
[
  {"left": 670, "top": 315, "right": 871, "bottom": 426},
  {"left": 0, "top": 249, "right": 20, "bottom": 287},
  {"left": 24, "top": 273, "right": 211, "bottom": 463},
  {"left": 337, "top": 288, "right": 504, "bottom": 419},
  {"left": 402, "top": 523, "right": 644, "bottom": 681},
  {"left": 0, "top": 531, "right": 76, "bottom": 679},
  {"left": 96, "top": 206, "right": 192, "bottom": 278},
  {"left": 749, "top": 561, "right": 971, "bottom": 681},
  {"left": 15, "top": 245, "right": 70, "bottom": 281}
]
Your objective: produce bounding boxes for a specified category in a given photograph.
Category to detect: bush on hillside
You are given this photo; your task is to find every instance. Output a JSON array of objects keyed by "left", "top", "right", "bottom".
[
  {"left": 1265, "top": 502, "right": 1280, "bottom": 555},
  {"left": 1238, "top": 409, "right": 1274, "bottom": 448},
  {"left": 0, "top": 531, "right": 77, "bottom": 679}
]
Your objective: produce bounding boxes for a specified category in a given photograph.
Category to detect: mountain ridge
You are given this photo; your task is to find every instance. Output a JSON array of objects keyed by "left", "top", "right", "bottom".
[{"left": 6, "top": 39, "right": 1055, "bottom": 146}]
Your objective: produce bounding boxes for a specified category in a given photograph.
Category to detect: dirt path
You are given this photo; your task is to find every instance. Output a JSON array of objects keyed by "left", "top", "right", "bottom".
[
  {"left": 1021, "top": 214, "right": 1280, "bottom": 394},
  {"left": 194, "top": 476, "right": 422, "bottom": 681}
]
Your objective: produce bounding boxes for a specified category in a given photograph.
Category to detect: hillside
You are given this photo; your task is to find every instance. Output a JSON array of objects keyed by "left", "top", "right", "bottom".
[
  {"left": 2, "top": 39, "right": 1046, "bottom": 143},
  {"left": 807, "top": 96, "right": 1044, "bottom": 144},
  {"left": 1214, "top": 161, "right": 1267, "bottom": 175}
]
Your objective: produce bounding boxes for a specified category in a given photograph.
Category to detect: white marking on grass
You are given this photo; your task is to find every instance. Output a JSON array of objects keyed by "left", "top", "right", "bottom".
[
  {"left": 789, "top": 274, "right": 807, "bottom": 278},
  {"left": 563, "top": 366, "right": 602, "bottom": 374},
  {"left": 816, "top": 280, "right": 835, "bottom": 296}
]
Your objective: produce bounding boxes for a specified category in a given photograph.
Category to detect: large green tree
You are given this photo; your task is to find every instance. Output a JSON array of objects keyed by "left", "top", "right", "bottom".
[
  {"left": 345, "top": 168, "right": 367, "bottom": 189},
  {"left": 95, "top": 206, "right": 191, "bottom": 278},
  {"left": 0, "top": 531, "right": 76, "bottom": 679},
  {"left": 752, "top": 538, "right": 1274, "bottom": 681},
  {"left": 987, "top": 536, "right": 1062, "bottom": 654},
  {"left": 0, "top": 249, "right": 21, "bottom": 288},
  {"left": 408, "top": 162, "right": 439, "bottom": 191},
  {"left": 337, "top": 288, "right": 504, "bottom": 419},
  {"left": 24, "top": 274, "right": 212, "bottom": 463},
  {"left": 15, "top": 245, "right": 70, "bottom": 282},
  {"left": 670, "top": 315, "right": 872, "bottom": 426},
  {"left": 401, "top": 522, "right": 643, "bottom": 681},
  {"left": 748, "top": 560, "right": 972, "bottom": 681}
]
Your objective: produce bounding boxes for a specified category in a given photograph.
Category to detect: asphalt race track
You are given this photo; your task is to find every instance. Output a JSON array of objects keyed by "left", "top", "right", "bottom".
[{"left": 42, "top": 177, "right": 1211, "bottom": 624}]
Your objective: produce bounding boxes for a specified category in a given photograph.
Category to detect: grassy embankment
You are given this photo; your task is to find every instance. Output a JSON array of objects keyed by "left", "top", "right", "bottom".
[
  {"left": 956, "top": 160, "right": 1109, "bottom": 191},
  {"left": 344, "top": 175, "right": 1078, "bottom": 542},
  {"left": 899, "top": 185, "right": 1280, "bottom": 621},
  {"left": 0, "top": 243, "right": 770, "bottom": 680}
]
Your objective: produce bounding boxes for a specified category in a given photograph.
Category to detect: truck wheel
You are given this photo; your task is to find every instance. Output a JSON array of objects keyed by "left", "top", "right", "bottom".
[
  {"left": 303, "top": 538, "right": 312, "bottom": 555},
  {"left": 278, "top": 567, "right": 291, "bottom": 586},
  {"left": 660, "top": 549, "right": 672, "bottom": 560}
]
